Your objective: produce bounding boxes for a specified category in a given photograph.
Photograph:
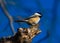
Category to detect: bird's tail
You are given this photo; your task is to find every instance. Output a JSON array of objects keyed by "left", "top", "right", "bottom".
[{"left": 15, "top": 20, "right": 28, "bottom": 22}]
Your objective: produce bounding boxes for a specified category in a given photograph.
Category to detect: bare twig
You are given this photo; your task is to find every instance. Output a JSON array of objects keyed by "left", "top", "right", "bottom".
[{"left": 0, "top": 0, "right": 16, "bottom": 35}]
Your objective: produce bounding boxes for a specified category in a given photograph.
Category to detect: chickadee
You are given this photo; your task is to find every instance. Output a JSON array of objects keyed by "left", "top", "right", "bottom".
[{"left": 15, "top": 12, "right": 42, "bottom": 25}]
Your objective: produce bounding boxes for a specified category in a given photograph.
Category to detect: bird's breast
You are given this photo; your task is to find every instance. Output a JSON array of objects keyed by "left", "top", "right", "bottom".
[
  {"left": 28, "top": 17, "right": 40, "bottom": 24},
  {"left": 35, "top": 17, "right": 40, "bottom": 24}
]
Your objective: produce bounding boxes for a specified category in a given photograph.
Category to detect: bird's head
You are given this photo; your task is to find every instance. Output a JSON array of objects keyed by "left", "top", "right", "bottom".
[{"left": 31, "top": 12, "right": 42, "bottom": 18}]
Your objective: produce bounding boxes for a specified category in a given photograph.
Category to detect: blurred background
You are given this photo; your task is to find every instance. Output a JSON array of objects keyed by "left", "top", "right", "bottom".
[{"left": 0, "top": 0, "right": 60, "bottom": 43}]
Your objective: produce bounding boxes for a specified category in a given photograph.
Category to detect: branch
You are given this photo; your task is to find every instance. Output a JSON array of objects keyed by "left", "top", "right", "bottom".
[{"left": 0, "top": 0, "right": 16, "bottom": 35}]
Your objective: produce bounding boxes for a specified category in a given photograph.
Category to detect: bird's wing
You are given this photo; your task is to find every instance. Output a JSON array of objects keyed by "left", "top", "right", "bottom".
[{"left": 25, "top": 16, "right": 36, "bottom": 20}]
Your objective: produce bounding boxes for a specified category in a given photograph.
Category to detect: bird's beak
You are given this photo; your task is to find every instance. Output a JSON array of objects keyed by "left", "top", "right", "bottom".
[{"left": 39, "top": 16, "right": 42, "bottom": 18}]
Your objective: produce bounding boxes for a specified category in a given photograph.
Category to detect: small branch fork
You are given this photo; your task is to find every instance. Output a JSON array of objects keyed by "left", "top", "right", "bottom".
[{"left": 0, "top": 0, "right": 16, "bottom": 35}]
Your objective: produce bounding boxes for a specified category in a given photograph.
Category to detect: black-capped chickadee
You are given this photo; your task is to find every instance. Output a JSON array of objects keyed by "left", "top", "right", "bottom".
[{"left": 15, "top": 12, "right": 42, "bottom": 25}]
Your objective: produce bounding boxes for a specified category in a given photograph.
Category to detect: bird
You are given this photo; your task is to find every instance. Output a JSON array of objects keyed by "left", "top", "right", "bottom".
[{"left": 15, "top": 12, "right": 42, "bottom": 25}]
